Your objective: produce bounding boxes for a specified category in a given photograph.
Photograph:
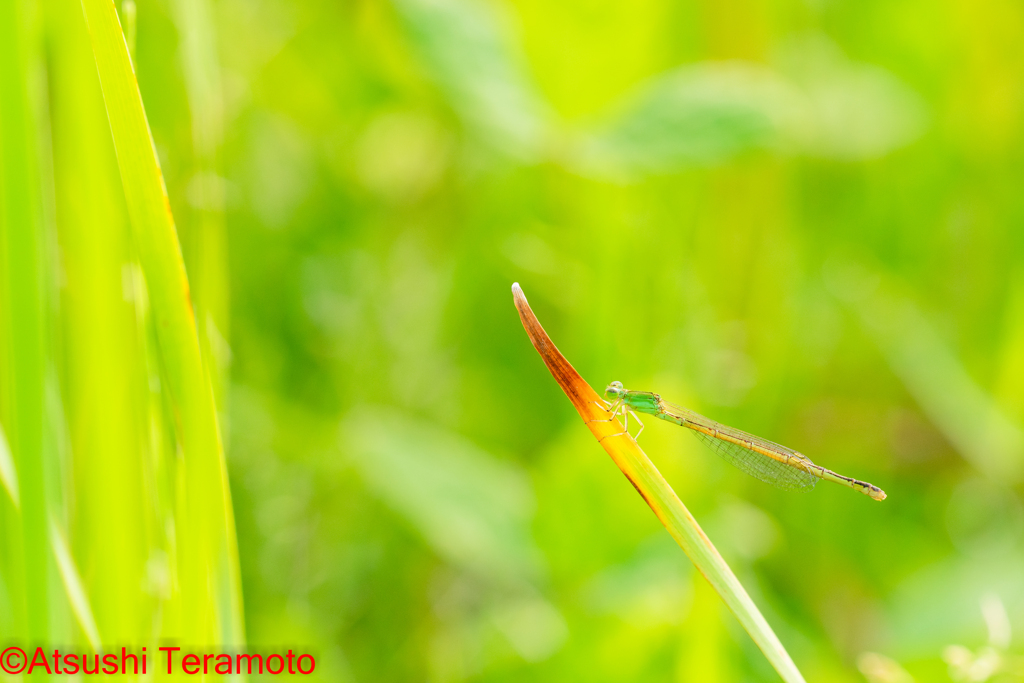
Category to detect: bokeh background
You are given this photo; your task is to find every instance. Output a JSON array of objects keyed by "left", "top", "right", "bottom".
[{"left": 3, "top": 0, "right": 1024, "bottom": 680}]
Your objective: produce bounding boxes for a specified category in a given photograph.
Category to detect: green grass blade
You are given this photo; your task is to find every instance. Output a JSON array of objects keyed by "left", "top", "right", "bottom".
[
  {"left": 46, "top": 0, "right": 153, "bottom": 645},
  {"left": 512, "top": 283, "right": 806, "bottom": 683},
  {"left": 49, "top": 516, "right": 102, "bottom": 651},
  {"left": 170, "top": 0, "right": 232, "bottom": 435},
  {"left": 78, "top": 0, "right": 243, "bottom": 644},
  {"left": 0, "top": 424, "right": 19, "bottom": 510},
  {"left": 0, "top": 0, "right": 52, "bottom": 644}
]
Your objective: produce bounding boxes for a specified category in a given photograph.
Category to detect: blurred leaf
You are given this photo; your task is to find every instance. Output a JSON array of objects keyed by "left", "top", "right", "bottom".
[
  {"left": 391, "top": 0, "right": 551, "bottom": 159},
  {"left": 344, "top": 406, "right": 544, "bottom": 586},
  {"left": 826, "top": 256, "right": 1024, "bottom": 483},
  {"left": 355, "top": 110, "right": 451, "bottom": 202},
  {"left": 247, "top": 113, "right": 314, "bottom": 227},
  {"left": 582, "top": 533, "right": 693, "bottom": 626},
  {"left": 574, "top": 37, "right": 925, "bottom": 176},
  {"left": 704, "top": 498, "right": 781, "bottom": 561},
  {"left": 490, "top": 594, "right": 568, "bottom": 661},
  {"left": 888, "top": 551, "right": 1024, "bottom": 658},
  {"left": 946, "top": 478, "right": 1024, "bottom": 554},
  {"left": 777, "top": 34, "right": 927, "bottom": 160},
  {"left": 943, "top": 645, "right": 1002, "bottom": 683},
  {"left": 573, "top": 63, "right": 800, "bottom": 175},
  {"left": 980, "top": 593, "right": 1012, "bottom": 649},
  {"left": 857, "top": 652, "right": 916, "bottom": 683},
  {"left": 994, "top": 273, "right": 1024, "bottom": 424}
]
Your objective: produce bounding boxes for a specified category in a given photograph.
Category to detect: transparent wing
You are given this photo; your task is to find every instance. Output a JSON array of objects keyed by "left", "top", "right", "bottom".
[
  {"left": 690, "top": 431, "right": 817, "bottom": 491},
  {"left": 661, "top": 401, "right": 818, "bottom": 491}
]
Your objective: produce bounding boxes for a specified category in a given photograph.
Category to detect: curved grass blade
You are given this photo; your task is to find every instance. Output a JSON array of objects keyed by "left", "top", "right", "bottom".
[
  {"left": 170, "top": 0, "right": 232, "bottom": 436},
  {"left": 79, "top": 0, "right": 244, "bottom": 645},
  {"left": 512, "top": 283, "right": 806, "bottom": 683},
  {"left": 47, "top": 0, "right": 153, "bottom": 645},
  {"left": 49, "top": 515, "right": 102, "bottom": 652}
]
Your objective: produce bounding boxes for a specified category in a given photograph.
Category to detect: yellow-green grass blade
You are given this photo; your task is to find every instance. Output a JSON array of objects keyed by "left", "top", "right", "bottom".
[
  {"left": 79, "top": 0, "right": 244, "bottom": 645},
  {"left": 512, "top": 283, "right": 806, "bottom": 683},
  {"left": 170, "top": 0, "right": 232, "bottom": 446},
  {"left": 45, "top": 0, "right": 153, "bottom": 645},
  {"left": 0, "top": 424, "right": 19, "bottom": 509},
  {"left": 49, "top": 516, "right": 102, "bottom": 652},
  {"left": 167, "top": 1, "right": 244, "bottom": 641},
  {"left": 0, "top": 0, "right": 51, "bottom": 644}
]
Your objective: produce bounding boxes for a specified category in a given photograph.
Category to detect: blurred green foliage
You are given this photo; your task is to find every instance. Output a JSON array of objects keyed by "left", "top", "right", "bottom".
[{"left": 3, "top": 0, "right": 1024, "bottom": 680}]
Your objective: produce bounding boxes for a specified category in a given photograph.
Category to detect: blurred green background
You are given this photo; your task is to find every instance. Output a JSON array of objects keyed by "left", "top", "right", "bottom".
[{"left": 3, "top": 0, "right": 1024, "bottom": 680}]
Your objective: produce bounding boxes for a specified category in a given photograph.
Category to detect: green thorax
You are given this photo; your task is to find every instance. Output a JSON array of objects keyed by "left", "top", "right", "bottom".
[
  {"left": 621, "top": 391, "right": 662, "bottom": 416},
  {"left": 623, "top": 391, "right": 688, "bottom": 427}
]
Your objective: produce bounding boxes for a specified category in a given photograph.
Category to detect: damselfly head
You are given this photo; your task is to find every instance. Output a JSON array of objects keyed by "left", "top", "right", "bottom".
[{"left": 605, "top": 381, "right": 625, "bottom": 400}]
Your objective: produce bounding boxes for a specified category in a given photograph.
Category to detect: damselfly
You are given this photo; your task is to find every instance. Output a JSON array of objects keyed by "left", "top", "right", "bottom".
[{"left": 592, "top": 381, "right": 886, "bottom": 501}]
